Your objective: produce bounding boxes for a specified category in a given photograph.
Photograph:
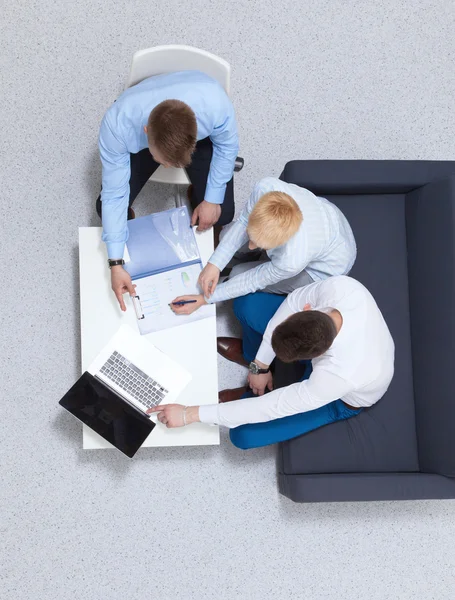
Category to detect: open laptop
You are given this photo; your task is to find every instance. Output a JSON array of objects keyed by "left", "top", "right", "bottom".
[{"left": 59, "top": 324, "right": 191, "bottom": 458}]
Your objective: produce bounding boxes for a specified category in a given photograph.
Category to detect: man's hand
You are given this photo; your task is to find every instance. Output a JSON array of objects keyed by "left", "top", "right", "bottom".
[
  {"left": 248, "top": 371, "right": 273, "bottom": 396},
  {"left": 111, "top": 266, "right": 136, "bottom": 312},
  {"left": 198, "top": 263, "right": 221, "bottom": 298},
  {"left": 169, "top": 294, "right": 207, "bottom": 315},
  {"left": 147, "top": 404, "right": 200, "bottom": 428},
  {"left": 191, "top": 201, "right": 221, "bottom": 231}
]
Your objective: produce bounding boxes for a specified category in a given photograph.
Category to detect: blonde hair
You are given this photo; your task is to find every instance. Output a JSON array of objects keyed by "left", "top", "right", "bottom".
[{"left": 247, "top": 191, "right": 303, "bottom": 249}]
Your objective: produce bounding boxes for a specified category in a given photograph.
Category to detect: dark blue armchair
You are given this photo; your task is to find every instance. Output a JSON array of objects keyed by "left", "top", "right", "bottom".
[{"left": 276, "top": 160, "right": 455, "bottom": 502}]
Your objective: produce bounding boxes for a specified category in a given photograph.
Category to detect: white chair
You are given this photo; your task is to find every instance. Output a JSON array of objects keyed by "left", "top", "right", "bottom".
[{"left": 127, "top": 45, "right": 240, "bottom": 208}]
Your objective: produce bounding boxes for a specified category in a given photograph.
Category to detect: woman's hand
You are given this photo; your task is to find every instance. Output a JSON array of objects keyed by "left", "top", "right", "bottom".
[
  {"left": 198, "top": 262, "right": 220, "bottom": 298},
  {"left": 169, "top": 294, "right": 207, "bottom": 315},
  {"left": 147, "top": 404, "right": 200, "bottom": 428}
]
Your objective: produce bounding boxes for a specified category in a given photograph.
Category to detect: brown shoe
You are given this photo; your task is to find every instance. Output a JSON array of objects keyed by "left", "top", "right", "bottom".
[
  {"left": 219, "top": 386, "right": 249, "bottom": 403},
  {"left": 217, "top": 337, "right": 248, "bottom": 367}
]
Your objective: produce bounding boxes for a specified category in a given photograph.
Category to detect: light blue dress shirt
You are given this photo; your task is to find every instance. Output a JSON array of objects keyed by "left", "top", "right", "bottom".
[
  {"left": 207, "top": 177, "right": 357, "bottom": 303},
  {"left": 99, "top": 71, "right": 239, "bottom": 258}
]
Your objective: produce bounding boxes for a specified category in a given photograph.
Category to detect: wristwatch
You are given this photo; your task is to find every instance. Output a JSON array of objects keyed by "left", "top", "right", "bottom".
[
  {"left": 108, "top": 259, "right": 125, "bottom": 269},
  {"left": 248, "top": 361, "right": 270, "bottom": 375}
]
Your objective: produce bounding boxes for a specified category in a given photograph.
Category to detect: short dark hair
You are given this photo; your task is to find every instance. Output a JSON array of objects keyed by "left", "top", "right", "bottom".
[
  {"left": 147, "top": 100, "right": 197, "bottom": 167},
  {"left": 271, "top": 311, "right": 337, "bottom": 362}
]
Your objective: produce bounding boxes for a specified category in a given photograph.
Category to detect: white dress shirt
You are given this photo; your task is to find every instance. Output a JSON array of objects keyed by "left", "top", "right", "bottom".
[
  {"left": 199, "top": 276, "right": 395, "bottom": 428},
  {"left": 207, "top": 177, "right": 357, "bottom": 303}
]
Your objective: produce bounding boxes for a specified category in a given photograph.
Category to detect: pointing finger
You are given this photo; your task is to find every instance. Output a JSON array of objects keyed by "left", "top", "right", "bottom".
[{"left": 115, "top": 291, "right": 126, "bottom": 312}]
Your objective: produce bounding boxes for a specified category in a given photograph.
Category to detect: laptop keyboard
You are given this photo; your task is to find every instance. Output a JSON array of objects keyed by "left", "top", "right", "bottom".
[{"left": 100, "top": 351, "right": 169, "bottom": 410}]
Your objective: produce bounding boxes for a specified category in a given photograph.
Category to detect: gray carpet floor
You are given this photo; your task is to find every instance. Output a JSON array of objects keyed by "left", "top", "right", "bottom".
[{"left": 2, "top": 1, "right": 455, "bottom": 599}]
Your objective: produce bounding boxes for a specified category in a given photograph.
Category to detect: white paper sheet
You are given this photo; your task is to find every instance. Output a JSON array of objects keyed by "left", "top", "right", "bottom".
[{"left": 133, "top": 263, "right": 215, "bottom": 334}]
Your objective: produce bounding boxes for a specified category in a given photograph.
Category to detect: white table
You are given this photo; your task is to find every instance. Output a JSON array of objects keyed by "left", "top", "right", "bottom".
[{"left": 79, "top": 227, "right": 220, "bottom": 448}]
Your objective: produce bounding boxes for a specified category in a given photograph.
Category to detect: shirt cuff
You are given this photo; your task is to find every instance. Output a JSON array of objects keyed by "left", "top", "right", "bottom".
[
  {"left": 107, "top": 241, "right": 126, "bottom": 260},
  {"left": 198, "top": 404, "right": 220, "bottom": 424},
  {"left": 255, "top": 342, "right": 276, "bottom": 366},
  {"left": 204, "top": 184, "right": 226, "bottom": 205},
  {"left": 205, "top": 281, "right": 227, "bottom": 304},
  {"left": 208, "top": 247, "right": 231, "bottom": 272}
]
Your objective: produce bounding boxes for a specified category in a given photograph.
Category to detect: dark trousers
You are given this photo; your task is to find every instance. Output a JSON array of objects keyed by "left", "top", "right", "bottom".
[{"left": 96, "top": 137, "right": 235, "bottom": 225}]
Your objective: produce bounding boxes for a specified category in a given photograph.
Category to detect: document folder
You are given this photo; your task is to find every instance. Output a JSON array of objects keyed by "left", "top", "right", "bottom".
[{"left": 124, "top": 207, "right": 215, "bottom": 334}]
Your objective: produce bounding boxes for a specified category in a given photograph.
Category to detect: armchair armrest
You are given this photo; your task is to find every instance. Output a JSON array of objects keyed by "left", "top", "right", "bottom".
[
  {"left": 280, "top": 160, "right": 455, "bottom": 195},
  {"left": 279, "top": 472, "right": 455, "bottom": 503},
  {"left": 406, "top": 177, "right": 455, "bottom": 477}
]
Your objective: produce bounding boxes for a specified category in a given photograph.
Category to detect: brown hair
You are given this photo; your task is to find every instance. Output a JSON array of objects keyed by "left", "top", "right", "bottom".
[
  {"left": 147, "top": 100, "right": 197, "bottom": 167},
  {"left": 271, "top": 311, "right": 337, "bottom": 362},
  {"left": 247, "top": 191, "right": 303, "bottom": 249}
]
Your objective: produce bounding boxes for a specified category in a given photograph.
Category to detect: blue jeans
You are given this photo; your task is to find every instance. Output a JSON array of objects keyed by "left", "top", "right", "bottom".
[
  {"left": 233, "top": 292, "right": 286, "bottom": 362},
  {"left": 230, "top": 293, "right": 362, "bottom": 450}
]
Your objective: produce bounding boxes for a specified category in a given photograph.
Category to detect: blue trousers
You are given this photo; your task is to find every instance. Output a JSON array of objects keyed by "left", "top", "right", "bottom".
[{"left": 230, "top": 293, "right": 361, "bottom": 450}]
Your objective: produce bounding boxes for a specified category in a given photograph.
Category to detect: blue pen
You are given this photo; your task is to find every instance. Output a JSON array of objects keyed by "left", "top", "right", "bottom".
[{"left": 171, "top": 299, "right": 198, "bottom": 306}]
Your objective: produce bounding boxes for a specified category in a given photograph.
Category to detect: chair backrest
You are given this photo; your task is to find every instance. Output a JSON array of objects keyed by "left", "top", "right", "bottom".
[{"left": 127, "top": 45, "right": 230, "bottom": 93}]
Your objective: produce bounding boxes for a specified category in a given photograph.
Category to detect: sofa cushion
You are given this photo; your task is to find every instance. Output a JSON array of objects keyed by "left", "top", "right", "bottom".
[{"left": 279, "top": 193, "right": 420, "bottom": 474}]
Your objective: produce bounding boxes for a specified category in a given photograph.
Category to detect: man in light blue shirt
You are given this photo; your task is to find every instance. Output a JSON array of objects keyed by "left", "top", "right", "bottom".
[{"left": 97, "top": 70, "right": 239, "bottom": 311}]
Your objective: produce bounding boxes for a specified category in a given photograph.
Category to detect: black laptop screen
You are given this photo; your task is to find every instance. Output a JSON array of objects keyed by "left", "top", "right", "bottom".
[{"left": 59, "top": 372, "right": 155, "bottom": 458}]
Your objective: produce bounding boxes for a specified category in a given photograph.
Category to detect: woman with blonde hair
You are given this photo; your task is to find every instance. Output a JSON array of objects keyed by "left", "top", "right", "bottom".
[{"left": 171, "top": 176, "right": 356, "bottom": 314}]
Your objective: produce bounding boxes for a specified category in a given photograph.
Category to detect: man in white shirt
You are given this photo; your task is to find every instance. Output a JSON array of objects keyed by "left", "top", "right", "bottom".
[
  {"left": 169, "top": 178, "right": 356, "bottom": 326},
  {"left": 148, "top": 276, "right": 395, "bottom": 450}
]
